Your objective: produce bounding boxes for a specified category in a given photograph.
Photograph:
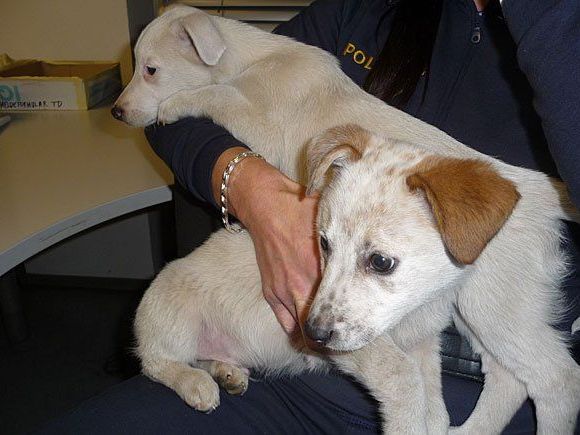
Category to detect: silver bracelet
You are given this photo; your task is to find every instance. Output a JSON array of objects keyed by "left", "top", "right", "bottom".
[{"left": 220, "top": 150, "right": 264, "bottom": 234}]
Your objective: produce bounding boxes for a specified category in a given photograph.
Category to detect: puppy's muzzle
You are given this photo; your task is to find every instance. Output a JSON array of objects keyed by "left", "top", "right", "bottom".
[{"left": 304, "top": 318, "right": 334, "bottom": 346}]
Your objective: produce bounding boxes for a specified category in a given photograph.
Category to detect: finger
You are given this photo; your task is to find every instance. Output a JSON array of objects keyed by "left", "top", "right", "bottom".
[
  {"left": 273, "top": 305, "right": 297, "bottom": 334},
  {"left": 292, "top": 298, "right": 311, "bottom": 338},
  {"left": 293, "top": 297, "right": 310, "bottom": 324},
  {"left": 277, "top": 292, "right": 313, "bottom": 335},
  {"left": 264, "top": 291, "right": 298, "bottom": 334}
]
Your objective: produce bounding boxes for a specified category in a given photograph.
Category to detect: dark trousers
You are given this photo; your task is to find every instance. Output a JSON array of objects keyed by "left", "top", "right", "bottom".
[{"left": 38, "top": 371, "right": 541, "bottom": 434}]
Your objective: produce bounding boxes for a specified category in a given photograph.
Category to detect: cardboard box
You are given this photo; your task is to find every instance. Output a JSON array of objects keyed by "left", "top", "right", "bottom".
[{"left": 0, "top": 57, "right": 122, "bottom": 111}]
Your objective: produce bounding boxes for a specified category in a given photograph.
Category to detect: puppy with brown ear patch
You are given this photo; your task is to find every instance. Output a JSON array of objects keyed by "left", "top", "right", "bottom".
[{"left": 306, "top": 124, "right": 580, "bottom": 435}]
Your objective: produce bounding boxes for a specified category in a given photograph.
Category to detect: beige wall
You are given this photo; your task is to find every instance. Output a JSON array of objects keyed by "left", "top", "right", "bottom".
[{"left": 0, "top": 0, "right": 136, "bottom": 84}]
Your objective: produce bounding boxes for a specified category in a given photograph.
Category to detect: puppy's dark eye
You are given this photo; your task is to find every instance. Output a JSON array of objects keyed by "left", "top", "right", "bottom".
[
  {"left": 320, "top": 235, "right": 329, "bottom": 253},
  {"left": 146, "top": 66, "right": 157, "bottom": 76},
  {"left": 368, "top": 253, "right": 397, "bottom": 274}
]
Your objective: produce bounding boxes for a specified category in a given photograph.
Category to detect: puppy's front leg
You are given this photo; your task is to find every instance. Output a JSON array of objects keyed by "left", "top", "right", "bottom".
[
  {"left": 332, "top": 335, "right": 429, "bottom": 434},
  {"left": 409, "top": 336, "right": 449, "bottom": 435},
  {"left": 157, "top": 85, "right": 258, "bottom": 126},
  {"left": 449, "top": 352, "right": 527, "bottom": 435}
]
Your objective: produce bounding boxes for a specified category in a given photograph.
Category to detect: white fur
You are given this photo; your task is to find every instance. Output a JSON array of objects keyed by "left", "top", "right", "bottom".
[
  {"left": 573, "top": 317, "right": 580, "bottom": 335},
  {"left": 118, "top": 6, "right": 580, "bottom": 433}
]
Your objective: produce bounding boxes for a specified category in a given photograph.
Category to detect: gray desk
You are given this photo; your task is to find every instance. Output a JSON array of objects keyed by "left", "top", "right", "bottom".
[{"left": 0, "top": 107, "right": 173, "bottom": 341}]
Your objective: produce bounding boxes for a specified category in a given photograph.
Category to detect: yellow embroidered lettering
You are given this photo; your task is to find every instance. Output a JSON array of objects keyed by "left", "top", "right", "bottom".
[
  {"left": 364, "top": 56, "right": 374, "bottom": 70},
  {"left": 353, "top": 50, "right": 366, "bottom": 65},
  {"left": 343, "top": 43, "right": 356, "bottom": 56},
  {"left": 343, "top": 43, "right": 375, "bottom": 70}
]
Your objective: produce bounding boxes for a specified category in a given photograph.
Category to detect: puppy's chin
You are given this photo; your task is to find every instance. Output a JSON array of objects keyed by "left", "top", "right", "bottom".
[
  {"left": 122, "top": 110, "right": 158, "bottom": 128},
  {"left": 324, "top": 332, "right": 376, "bottom": 353},
  {"left": 126, "top": 117, "right": 157, "bottom": 128}
]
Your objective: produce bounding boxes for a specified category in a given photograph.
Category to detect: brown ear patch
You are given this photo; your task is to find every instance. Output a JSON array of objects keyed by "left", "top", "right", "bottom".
[
  {"left": 306, "top": 124, "right": 371, "bottom": 194},
  {"left": 406, "top": 157, "right": 520, "bottom": 265}
]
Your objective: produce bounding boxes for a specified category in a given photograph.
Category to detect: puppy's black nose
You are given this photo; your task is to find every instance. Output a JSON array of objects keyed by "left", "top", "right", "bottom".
[
  {"left": 111, "top": 105, "right": 124, "bottom": 121},
  {"left": 304, "top": 321, "right": 333, "bottom": 345}
]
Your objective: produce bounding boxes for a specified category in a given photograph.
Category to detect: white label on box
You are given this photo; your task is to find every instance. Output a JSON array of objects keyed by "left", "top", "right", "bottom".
[{"left": 0, "top": 80, "right": 80, "bottom": 110}]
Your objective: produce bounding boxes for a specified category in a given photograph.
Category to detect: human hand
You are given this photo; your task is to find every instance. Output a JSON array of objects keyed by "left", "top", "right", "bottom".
[{"left": 212, "top": 149, "right": 321, "bottom": 333}]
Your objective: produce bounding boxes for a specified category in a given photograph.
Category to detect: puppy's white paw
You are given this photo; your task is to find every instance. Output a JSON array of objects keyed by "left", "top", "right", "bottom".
[
  {"left": 176, "top": 370, "right": 220, "bottom": 413},
  {"left": 157, "top": 96, "right": 184, "bottom": 125},
  {"left": 212, "top": 362, "right": 249, "bottom": 396}
]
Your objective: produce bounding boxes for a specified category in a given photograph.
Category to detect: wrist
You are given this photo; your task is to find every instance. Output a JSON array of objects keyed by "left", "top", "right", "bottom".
[
  {"left": 211, "top": 147, "right": 290, "bottom": 227},
  {"left": 228, "top": 158, "right": 288, "bottom": 226},
  {"left": 212, "top": 147, "right": 250, "bottom": 206}
]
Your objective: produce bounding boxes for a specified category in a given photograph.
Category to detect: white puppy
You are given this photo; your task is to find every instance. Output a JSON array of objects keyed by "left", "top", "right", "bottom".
[{"left": 115, "top": 5, "right": 580, "bottom": 433}]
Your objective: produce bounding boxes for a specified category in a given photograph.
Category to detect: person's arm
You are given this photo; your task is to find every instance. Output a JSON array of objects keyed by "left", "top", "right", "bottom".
[
  {"left": 145, "top": 118, "right": 248, "bottom": 206},
  {"left": 210, "top": 148, "right": 321, "bottom": 332},
  {"left": 501, "top": 0, "right": 580, "bottom": 208}
]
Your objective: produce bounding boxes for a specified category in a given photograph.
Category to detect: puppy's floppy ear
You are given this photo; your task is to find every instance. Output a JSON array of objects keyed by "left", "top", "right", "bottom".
[
  {"left": 306, "top": 124, "right": 371, "bottom": 194},
  {"left": 175, "top": 11, "right": 226, "bottom": 66},
  {"left": 406, "top": 157, "right": 520, "bottom": 265}
]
